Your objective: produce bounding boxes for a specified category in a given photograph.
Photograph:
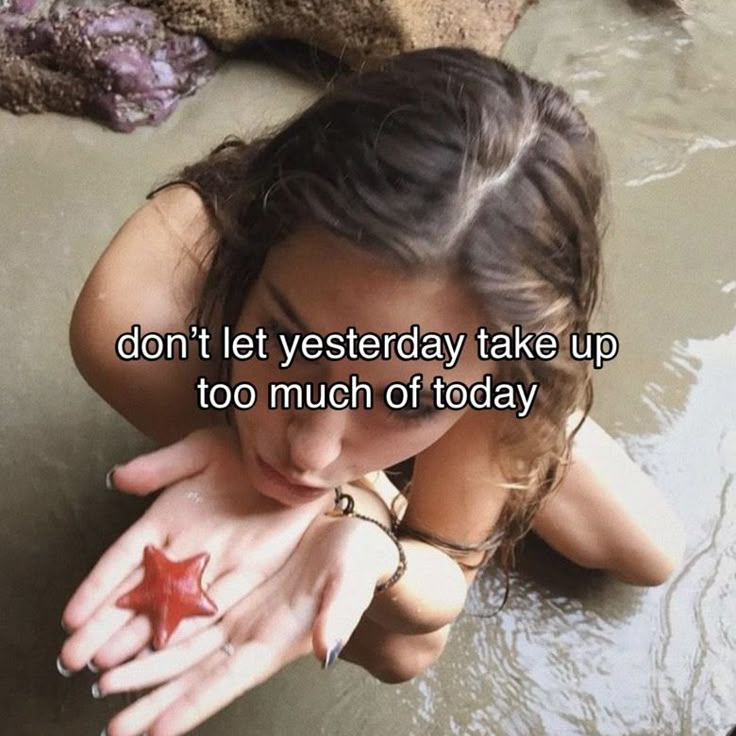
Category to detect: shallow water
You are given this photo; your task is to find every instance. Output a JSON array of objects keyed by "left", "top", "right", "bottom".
[{"left": 1, "top": 0, "right": 734, "bottom": 734}]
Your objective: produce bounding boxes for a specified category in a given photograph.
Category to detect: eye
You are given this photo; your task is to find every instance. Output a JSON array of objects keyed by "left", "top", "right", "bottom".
[
  {"left": 263, "top": 318, "right": 296, "bottom": 352},
  {"left": 388, "top": 402, "right": 440, "bottom": 424}
]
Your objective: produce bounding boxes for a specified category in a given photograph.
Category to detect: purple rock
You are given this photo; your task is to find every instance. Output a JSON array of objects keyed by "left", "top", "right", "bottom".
[
  {"left": 82, "top": 6, "right": 157, "bottom": 41},
  {"left": 0, "top": 0, "right": 38, "bottom": 15},
  {"left": 0, "top": 0, "right": 221, "bottom": 131}
]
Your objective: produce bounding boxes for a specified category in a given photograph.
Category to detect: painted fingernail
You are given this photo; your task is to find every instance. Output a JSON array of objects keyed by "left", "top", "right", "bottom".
[
  {"left": 322, "top": 640, "right": 343, "bottom": 670},
  {"left": 105, "top": 466, "right": 118, "bottom": 492},
  {"left": 56, "top": 656, "right": 74, "bottom": 678},
  {"left": 87, "top": 660, "right": 99, "bottom": 674},
  {"left": 91, "top": 681, "right": 104, "bottom": 699}
]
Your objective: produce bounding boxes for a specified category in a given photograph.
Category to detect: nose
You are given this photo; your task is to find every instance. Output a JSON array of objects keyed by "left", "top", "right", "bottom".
[{"left": 286, "top": 408, "right": 347, "bottom": 474}]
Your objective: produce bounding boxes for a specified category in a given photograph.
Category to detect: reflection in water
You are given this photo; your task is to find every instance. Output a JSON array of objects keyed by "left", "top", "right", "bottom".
[
  {"left": 505, "top": 0, "right": 736, "bottom": 187},
  {"left": 641, "top": 340, "right": 702, "bottom": 425},
  {"left": 633, "top": 331, "right": 736, "bottom": 734}
]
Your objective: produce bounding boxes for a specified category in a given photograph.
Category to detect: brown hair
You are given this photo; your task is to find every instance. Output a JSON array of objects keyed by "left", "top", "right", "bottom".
[{"left": 152, "top": 46, "right": 608, "bottom": 571}]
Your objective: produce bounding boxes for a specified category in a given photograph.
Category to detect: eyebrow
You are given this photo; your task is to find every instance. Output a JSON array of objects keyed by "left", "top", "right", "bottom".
[
  {"left": 264, "top": 280, "right": 313, "bottom": 333},
  {"left": 263, "top": 279, "right": 438, "bottom": 403}
]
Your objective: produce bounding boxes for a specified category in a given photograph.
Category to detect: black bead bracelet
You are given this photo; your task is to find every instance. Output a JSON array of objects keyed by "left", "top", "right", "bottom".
[{"left": 327, "top": 487, "right": 407, "bottom": 593}]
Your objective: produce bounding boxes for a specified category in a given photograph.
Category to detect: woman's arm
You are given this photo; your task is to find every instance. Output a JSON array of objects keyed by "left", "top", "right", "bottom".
[
  {"left": 70, "top": 184, "right": 221, "bottom": 444},
  {"left": 531, "top": 413, "right": 686, "bottom": 586},
  {"left": 337, "top": 408, "right": 688, "bottom": 683},
  {"left": 395, "top": 408, "right": 686, "bottom": 590},
  {"left": 331, "top": 477, "right": 470, "bottom": 636},
  {"left": 341, "top": 412, "right": 507, "bottom": 636}
]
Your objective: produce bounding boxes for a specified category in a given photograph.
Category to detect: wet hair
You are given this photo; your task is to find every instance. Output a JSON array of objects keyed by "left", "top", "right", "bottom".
[{"left": 152, "top": 46, "right": 608, "bottom": 571}]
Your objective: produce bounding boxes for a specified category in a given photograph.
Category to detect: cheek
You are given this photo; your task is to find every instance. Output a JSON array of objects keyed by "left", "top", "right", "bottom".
[
  {"left": 229, "top": 357, "right": 284, "bottom": 440},
  {"left": 372, "top": 416, "right": 457, "bottom": 465}
]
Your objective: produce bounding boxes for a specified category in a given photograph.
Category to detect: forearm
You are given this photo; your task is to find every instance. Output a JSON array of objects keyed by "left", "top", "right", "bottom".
[
  {"left": 365, "top": 537, "right": 468, "bottom": 635},
  {"left": 339, "top": 482, "right": 468, "bottom": 636}
]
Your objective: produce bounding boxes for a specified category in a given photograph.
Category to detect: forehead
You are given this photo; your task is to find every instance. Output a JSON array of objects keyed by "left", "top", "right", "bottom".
[{"left": 260, "top": 224, "right": 485, "bottom": 341}]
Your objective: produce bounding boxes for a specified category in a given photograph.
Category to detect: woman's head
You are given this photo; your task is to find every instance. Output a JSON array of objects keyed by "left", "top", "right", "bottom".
[
  {"left": 231, "top": 222, "right": 490, "bottom": 507},
  {"left": 180, "top": 46, "right": 608, "bottom": 552}
]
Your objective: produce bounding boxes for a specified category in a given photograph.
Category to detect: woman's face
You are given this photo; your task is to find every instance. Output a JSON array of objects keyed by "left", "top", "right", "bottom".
[{"left": 231, "top": 223, "right": 488, "bottom": 507}]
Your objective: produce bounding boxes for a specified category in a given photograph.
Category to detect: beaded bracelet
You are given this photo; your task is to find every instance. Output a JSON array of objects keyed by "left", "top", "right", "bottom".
[
  {"left": 326, "top": 487, "right": 407, "bottom": 593},
  {"left": 394, "top": 522, "right": 502, "bottom": 571},
  {"left": 388, "top": 485, "right": 503, "bottom": 572}
]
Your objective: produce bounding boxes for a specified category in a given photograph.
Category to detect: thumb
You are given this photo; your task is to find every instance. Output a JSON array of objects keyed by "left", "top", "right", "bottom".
[
  {"left": 311, "top": 572, "right": 375, "bottom": 669},
  {"left": 106, "top": 429, "right": 216, "bottom": 495}
]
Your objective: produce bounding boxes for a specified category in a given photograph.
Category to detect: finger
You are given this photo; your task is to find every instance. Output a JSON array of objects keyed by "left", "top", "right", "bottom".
[
  {"left": 110, "top": 429, "right": 218, "bottom": 496},
  {"left": 61, "top": 517, "right": 163, "bottom": 636},
  {"left": 154, "top": 640, "right": 282, "bottom": 736},
  {"left": 104, "top": 656, "right": 209, "bottom": 736},
  {"left": 60, "top": 567, "right": 145, "bottom": 672},
  {"left": 94, "top": 567, "right": 265, "bottom": 671},
  {"left": 63, "top": 531, "right": 214, "bottom": 672},
  {"left": 98, "top": 624, "right": 228, "bottom": 694},
  {"left": 90, "top": 613, "right": 151, "bottom": 671},
  {"left": 311, "top": 572, "right": 375, "bottom": 667}
]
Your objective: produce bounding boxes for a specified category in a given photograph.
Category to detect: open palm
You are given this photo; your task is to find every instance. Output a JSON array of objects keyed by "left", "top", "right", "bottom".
[
  {"left": 94, "top": 511, "right": 386, "bottom": 736},
  {"left": 60, "top": 427, "right": 331, "bottom": 674}
]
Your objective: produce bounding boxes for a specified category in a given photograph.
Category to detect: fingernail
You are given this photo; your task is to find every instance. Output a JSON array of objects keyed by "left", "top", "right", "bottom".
[
  {"left": 87, "top": 660, "right": 99, "bottom": 674},
  {"left": 105, "top": 466, "right": 118, "bottom": 492},
  {"left": 91, "top": 681, "right": 104, "bottom": 699},
  {"left": 322, "top": 640, "right": 343, "bottom": 670},
  {"left": 100, "top": 729, "right": 108, "bottom": 736},
  {"left": 61, "top": 618, "right": 69, "bottom": 633},
  {"left": 56, "top": 656, "right": 74, "bottom": 678}
]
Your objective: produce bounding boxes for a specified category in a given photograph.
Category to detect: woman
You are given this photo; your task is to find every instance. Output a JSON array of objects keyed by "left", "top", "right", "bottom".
[{"left": 59, "top": 47, "right": 684, "bottom": 736}]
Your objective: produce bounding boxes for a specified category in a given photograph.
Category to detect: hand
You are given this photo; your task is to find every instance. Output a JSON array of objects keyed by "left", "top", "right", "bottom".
[
  {"left": 93, "top": 511, "right": 397, "bottom": 736},
  {"left": 59, "top": 426, "right": 332, "bottom": 674}
]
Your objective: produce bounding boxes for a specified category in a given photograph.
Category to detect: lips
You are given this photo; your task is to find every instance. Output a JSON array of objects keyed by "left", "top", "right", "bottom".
[{"left": 255, "top": 454, "right": 328, "bottom": 498}]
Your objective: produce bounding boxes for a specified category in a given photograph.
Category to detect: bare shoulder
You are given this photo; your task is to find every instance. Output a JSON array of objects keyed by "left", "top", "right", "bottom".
[
  {"left": 69, "top": 183, "right": 223, "bottom": 442},
  {"left": 144, "top": 184, "right": 218, "bottom": 253},
  {"left": 78, "top": 184, "right": 220, "bottom": 326}
]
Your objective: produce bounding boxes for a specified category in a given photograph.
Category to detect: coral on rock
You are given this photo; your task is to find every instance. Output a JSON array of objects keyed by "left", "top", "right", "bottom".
[
  {"left": 0, "top": 0, "right": 534, "bottom": 131},
  {"left": 0, "top": 0, "right": 220, "bottom": 131},
  {"left": 0, "top": 0, "right": 689, "bottom": 131}
]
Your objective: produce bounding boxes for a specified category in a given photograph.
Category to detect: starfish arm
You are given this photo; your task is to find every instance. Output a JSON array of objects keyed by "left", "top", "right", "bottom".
[
  {"left": 183, "top": 591, "right": 219, "bottom": 617},
  {"left": 116, "top": 584, "right": 153, "bottom": 611},
  {"left": 115, "top": 545, "right": 218, "bottom": 648}
]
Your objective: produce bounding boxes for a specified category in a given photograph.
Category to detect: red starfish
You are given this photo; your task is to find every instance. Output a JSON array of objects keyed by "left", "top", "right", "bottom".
[{"left": 116, "top": 545, "right": 218, "bottom": 649}]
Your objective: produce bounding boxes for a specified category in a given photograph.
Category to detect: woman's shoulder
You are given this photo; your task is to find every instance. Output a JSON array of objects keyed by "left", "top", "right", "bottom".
[
  {"left": 146, "top": 179, "right": 210, "bottom": 219},
  {"left": 144, "top": 181, "right": 221, "bottom": 263},
  {"left": 76, "top": 182, "right": 219, "bottom": 331}
]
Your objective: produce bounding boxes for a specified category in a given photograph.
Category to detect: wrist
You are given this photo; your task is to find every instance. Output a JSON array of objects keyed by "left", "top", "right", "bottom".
[
  {"left": 350, "top": 516, "right": 402, "bottom": 591},
  {"left": 341, "top": 481, "right": 393, "bottom": 526},
  {"left": 322, "top": 487, "right": 406, "bottom": 592}
]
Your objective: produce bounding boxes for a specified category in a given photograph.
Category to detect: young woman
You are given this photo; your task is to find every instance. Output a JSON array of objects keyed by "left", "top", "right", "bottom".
[{"left": 59, "top": 47, "right": 685, "bottom": 736}]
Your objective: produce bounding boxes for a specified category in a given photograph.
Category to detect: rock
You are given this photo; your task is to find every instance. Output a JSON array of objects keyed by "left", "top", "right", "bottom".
[
  {"left": 1, "top": 0, "right": 689, "bottom": 131},
  {"left": 128, "top": 0, "right": 533, "bottom": 68},
  {"left": 0, "top": 0, "right": 220, "bottom": 131}
]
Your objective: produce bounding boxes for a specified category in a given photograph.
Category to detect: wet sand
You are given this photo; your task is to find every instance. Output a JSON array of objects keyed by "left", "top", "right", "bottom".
[{"left": 1, "top": 0, "right": 734, "bottom": 733}]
